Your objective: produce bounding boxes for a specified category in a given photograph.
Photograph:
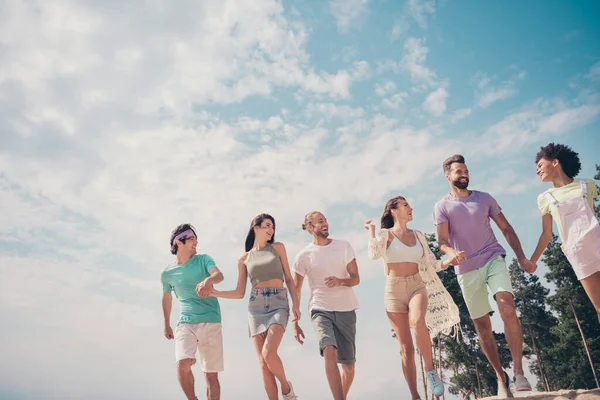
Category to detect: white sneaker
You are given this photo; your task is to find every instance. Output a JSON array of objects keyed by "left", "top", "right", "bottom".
[
  {"left": 282, "top": 381, "right": 297, "bottom": 400},
  {"left": 514, "top": 374, "right": 532, "bottom": 391},
  {"left": 497, "top": 371, "right": 514, "bottom": 399}
]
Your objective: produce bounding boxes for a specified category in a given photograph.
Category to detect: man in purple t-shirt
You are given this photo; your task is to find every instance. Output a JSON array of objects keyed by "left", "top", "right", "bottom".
[{"left": 434, "top": 155, "right": 537, "bottom": 398}]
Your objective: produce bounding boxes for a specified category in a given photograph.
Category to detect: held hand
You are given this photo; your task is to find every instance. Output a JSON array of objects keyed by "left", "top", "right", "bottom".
[
  {"left": 196, "top": 280, "right": 214, "bottom": 298},
  {"left": 324, "top": 276, "right": 342, "bottom": 288},
  {"left": 448, "top": 249, "right": 467, "bottom": 265},
  {"left": 292, "top": 306, "right": 301, "bottom": 322},
  {"left": 292, "top": 322, "right": 305, "bottom": 345},
  {"left": 519, "top": 258, "right": 538, "bottom": 274},
  {"left": 164, "top": 325, "right": 174, "bottom": 340},
  {"left": 441, "top": 259, "right": 451, "bottom": 270}
]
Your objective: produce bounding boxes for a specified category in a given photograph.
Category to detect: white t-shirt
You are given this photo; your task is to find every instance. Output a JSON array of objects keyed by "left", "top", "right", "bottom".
[{"left": 292, "top": 239, "right": 359, "bottom": 313}]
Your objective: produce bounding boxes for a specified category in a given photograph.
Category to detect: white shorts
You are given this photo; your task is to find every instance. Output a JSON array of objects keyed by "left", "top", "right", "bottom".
[{"left": 174, "top": 322, "right": 224, "bottom": 373}]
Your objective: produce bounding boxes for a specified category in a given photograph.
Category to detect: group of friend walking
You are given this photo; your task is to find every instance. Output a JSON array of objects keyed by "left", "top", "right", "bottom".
[{"left": 160, "top": 142, "right": 600, "bottom": 400}]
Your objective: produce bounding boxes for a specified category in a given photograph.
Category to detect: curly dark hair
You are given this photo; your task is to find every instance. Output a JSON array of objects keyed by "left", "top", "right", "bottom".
[{"left": 535, "top": 143, "right": 581, "bottom": 178}]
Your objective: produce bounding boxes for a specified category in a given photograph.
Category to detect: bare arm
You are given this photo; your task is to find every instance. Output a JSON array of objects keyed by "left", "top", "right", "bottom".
[
  {"left": 491, "top": 212, "right": 527, "bottom": 260},
  {"left": 492, "top": 212, "right": 537, "bottom": 273},
  {"left": 162, "top": 292, "right": 174, "bottom": 339},
  {"left": 293, "top": 272, "right": 304, "bottom": 308},
  {"left": 436, "top": 222, "right": 466, "bottom": 265},
  {"left": 325, "top": 259, "right": 360, "bottom": 288},
  {"left": 206, "top": 267, "right": 224, "bottom": 285},
  {"left": 273, "top": 243, "right": 300, "bottom": 319},
  {"left": 530, "top": 214, "right": 553, "bottom": 265},
  {"left": 211, "top": 255, "right": 248, "bottom": 299},
  {"left": 291, "top": 272, "right": 306, "bottom": 344}
]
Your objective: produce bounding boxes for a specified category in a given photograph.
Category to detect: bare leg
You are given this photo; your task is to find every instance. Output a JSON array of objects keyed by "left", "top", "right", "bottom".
[
  {"left": 262, "top": 325, "right": 291, "bottom": 395},
  {"left": 341, "top": 363, "right": 355, "bottom": 398},
  {"left": 580, "top": 271, "right": 600, "bottom": 320},
  {"left": 323, "top": 345, "right": 345, "bottom": 400},
  {"left": 472, "top": 314, "right": 505, "bottom": 380},
  {"left": 204, "top": 373, "right": 220, "bottom": 400},
  {"left": 388, "top": 311, "right": 420, "bottom": 400},
  {"left": 409, "top": 293, "right": 434, "bottom": 372},
  {"left": 177, "top": 359, "right": 197, "bottom": 400},
  {"left": 252, "top": 332, "right": 278, "bottom": 400},
  {"left": 496, "top": 292, "right": 524, "bottom": 376}
]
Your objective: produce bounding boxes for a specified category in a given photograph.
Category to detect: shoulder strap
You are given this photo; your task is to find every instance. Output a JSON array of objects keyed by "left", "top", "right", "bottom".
[
  {"left": 581, "top": 179, "right": 588, "bottom": 195},
  {"left": 544, "top": 190, "right": 559, "bottom": 206}
]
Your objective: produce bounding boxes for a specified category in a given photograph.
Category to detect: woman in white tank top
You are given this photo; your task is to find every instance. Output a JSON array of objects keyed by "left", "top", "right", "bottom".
[{"left": 366, "top": 196, "right": 460, "bottom": 400}]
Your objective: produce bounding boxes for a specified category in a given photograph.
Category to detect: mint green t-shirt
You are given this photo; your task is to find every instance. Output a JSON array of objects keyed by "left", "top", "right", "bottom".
[{"left": 161, "top": 254, "right": 221, "bottom": 325}]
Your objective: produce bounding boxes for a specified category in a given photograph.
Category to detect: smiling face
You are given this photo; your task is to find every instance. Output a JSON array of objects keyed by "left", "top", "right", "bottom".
[
  {"left": 307, "top": 212, "right": 329, "bottom": 239},
  {"left": 253, "top": 217, "right": 275, "bottom": 243},
  {"left": 391, "top": 198, "right": 413, "bottom": 222},
  {"left": 536, "top": 157, "right": 559, "bottom": 182},
  {"left": 446, "top": 162, "right": 470, "bottom": 190},
  {"left": 178, "top": 234, "right": 198, "bottom": 255}
]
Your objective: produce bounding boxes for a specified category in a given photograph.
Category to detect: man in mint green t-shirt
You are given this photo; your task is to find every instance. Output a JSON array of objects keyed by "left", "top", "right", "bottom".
[{"left": 162, "top": 223, "right": 224, "bottom": 400}]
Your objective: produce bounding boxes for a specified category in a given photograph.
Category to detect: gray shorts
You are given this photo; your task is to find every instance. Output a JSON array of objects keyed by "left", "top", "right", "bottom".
[{"left": 310, "top": 309, "right": 357, "bottom": 364}]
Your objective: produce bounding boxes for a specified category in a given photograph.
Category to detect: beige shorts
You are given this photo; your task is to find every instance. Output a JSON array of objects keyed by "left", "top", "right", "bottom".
[
  {"left": 174, "top": 322, "right": 224, "bottom": 373},
  {"left": 384, "top": 273, "right": 427, "bottom": 313}
]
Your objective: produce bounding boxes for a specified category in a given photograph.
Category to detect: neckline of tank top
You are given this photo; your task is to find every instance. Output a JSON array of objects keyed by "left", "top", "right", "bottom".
[
  {"left": 251, "top": 243, "right": 273, "bottom": 251},
  {"left": 389, "top": 230, "right": 419, "bottom": 249}
]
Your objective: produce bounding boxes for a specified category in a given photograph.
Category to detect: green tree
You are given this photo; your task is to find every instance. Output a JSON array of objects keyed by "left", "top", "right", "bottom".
[
  {"left": 509, "top": 258, "right": 557, "bottom": 391},
  {"left": 542, "top": 235, "right": 600, "bottom": 389}
]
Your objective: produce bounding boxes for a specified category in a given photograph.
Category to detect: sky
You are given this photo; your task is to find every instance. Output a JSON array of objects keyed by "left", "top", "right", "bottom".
[{"left": 0, "top": 0, "right": 599, "bottom": 399}]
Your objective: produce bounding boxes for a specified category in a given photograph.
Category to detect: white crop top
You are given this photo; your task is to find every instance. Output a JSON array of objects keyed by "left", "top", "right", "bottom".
[{"left": 383, "top": 231, "right": 423, "bottom": 264}]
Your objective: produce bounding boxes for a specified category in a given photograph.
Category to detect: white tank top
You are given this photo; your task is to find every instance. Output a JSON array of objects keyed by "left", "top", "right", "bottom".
[{"left": 383, "top": 231, "right": 423, "bottom": 264}]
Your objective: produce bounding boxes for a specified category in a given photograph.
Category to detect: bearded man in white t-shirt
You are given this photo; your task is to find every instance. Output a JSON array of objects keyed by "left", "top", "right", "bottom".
[{"left": 292, "top": 211, "right": 360, "bottom": 400}]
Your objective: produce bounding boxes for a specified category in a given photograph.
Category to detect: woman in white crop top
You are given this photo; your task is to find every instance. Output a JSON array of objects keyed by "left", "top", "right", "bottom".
[{"left": 366, "top": 196, "right": 460, "bottom": 400}]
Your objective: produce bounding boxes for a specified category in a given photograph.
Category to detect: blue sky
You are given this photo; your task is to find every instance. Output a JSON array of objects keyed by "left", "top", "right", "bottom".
[{"left": 0, "top": 0, "right": 599, "bottom": 399}]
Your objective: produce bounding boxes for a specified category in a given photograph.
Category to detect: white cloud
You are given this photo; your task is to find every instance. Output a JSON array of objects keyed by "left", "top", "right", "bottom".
[
  {"left": 450, "top": 108, "right": 472, "bottom": 123},
  {"left": 375, "top": 81, "right": 397, "bottom": 97},
  {"left": 390, "top": 17, "right": 410, "bottom": 41},
  {"left": 377, "top": 37, "right": 438, "bottom": 91},
  {"left": 306, "top": 102, "right": 365, "bottom": 121},
  {"left": 329, "top": 0, "right": 370, "bottom": 33},
  {"left": 478, "top": 86, "right": 519, "bottom": 108},
  {"left": 539, "top": 104, "right": 600, "bottom": 134},
  {"left": 422, "top": 87, "right": 448, "bottom": 116},
  {"left": 382, "top": 92, "right": 409, "bottom": 109},
  {"left": 473, "top": 71, "right": 525, "bottom": 108},
  {"left": 585, "top": 61, "right": 600, "bottom": 82},
  {"left": 406, "top": 0, "right": 436, "bottom": 29},
  {"left": 390, "top": 0, "right": 436, "bottom": 40},
  {"left": 476, "top": 100, "right": 600, "bottom": 154}
]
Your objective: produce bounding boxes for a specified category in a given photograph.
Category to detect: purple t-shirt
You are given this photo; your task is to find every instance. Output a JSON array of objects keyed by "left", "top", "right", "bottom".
[{"left": 433, "top": 190, "right": 506, "bottom": 275}]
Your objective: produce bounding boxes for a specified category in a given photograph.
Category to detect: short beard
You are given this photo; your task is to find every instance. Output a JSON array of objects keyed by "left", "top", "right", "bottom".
[
  {"left": 315, "top": 230, "right": 329, "bottom": 239},
  {"left": 453, "top": 179, "right": 469, "bottom": 190}
]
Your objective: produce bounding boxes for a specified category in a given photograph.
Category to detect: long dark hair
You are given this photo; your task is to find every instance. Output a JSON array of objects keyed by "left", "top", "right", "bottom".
[
  {"left": 245, "top": 213, "right": 276, "bottom": 252},
  {"left": 380, "top": 196, "right": 406, "bottom": 229}
]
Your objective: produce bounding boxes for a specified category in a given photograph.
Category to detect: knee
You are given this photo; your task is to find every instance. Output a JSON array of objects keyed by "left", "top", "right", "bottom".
[
  {"left": 205, "top": 373, "right": 219, "bottom": 386},
  {"left": 498, "top": 302, "right": 517, "bottom": 321},
  {"left": 261, "top": 348, "right": 276, "bottom": 366},
  {"left": 342, "top": 364, "right": 355, "bottom": 376},
  {"left": 177, "top": 359, "right": 193, "bottom": 373},
  {"left": 410, "top": 315, "right": 427, "bottom": 331},
  {"left": 400, "top": 343, "right": 415, "bottom": 359},
  {"left": 323, "top": 345, "right": 338, "bottom": 359}
]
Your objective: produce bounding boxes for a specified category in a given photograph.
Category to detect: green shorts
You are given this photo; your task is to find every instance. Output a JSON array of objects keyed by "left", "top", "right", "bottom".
[{"left": 457, "top": 256, "right": 514, "bottom": 320}]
